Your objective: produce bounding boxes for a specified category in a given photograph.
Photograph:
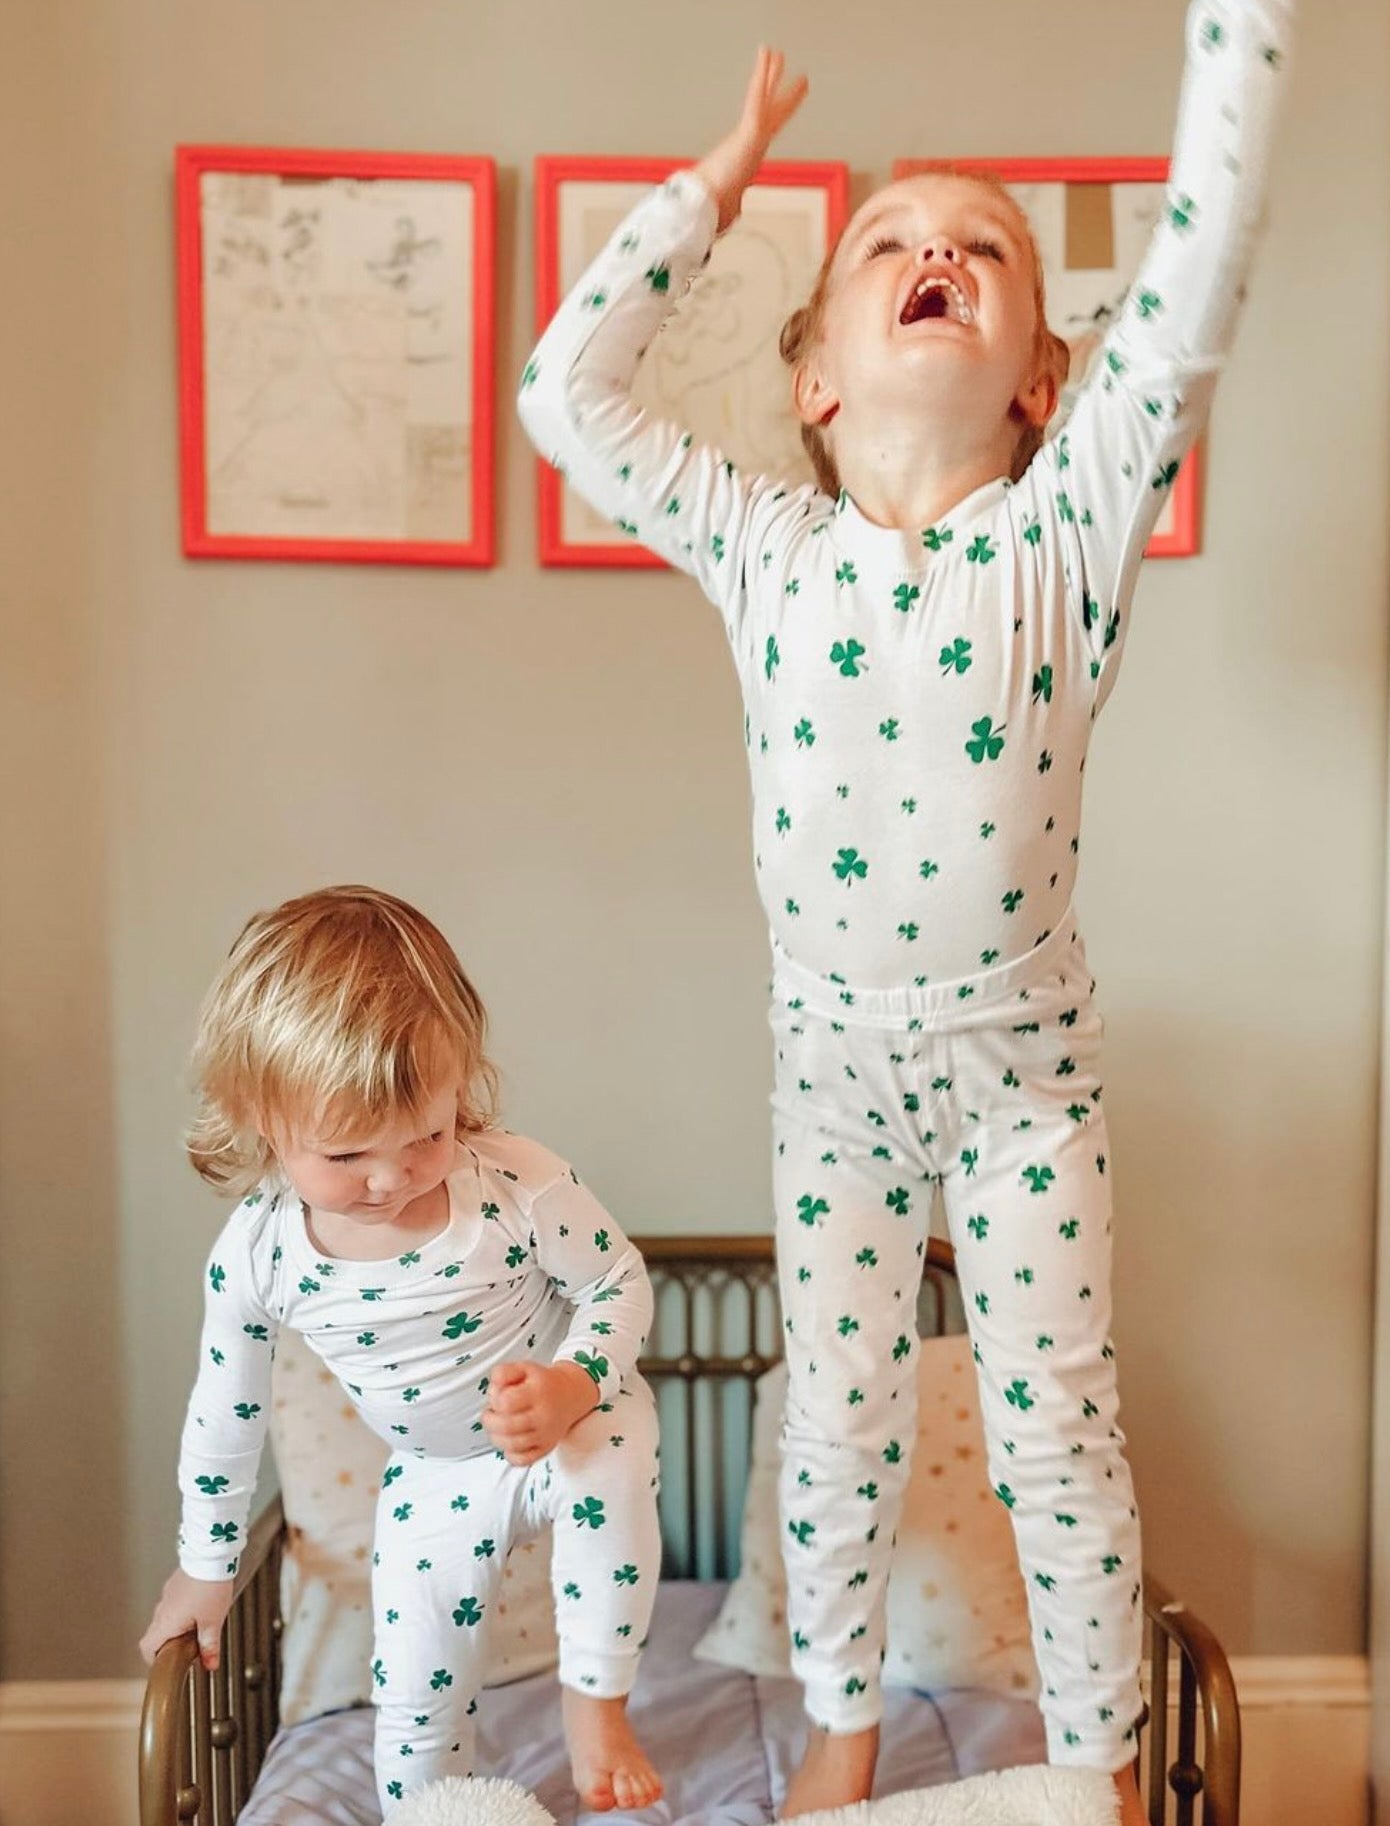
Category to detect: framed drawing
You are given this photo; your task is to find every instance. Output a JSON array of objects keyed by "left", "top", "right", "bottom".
[
  {"left": 176, "top": 145, "right": 496, "bottom": 566},
  {"left": 894, "top": 157, "right": 1200, "bottom": 558},
  {"left": 534, "top": 156, "right": 851, "bottom": 568}
]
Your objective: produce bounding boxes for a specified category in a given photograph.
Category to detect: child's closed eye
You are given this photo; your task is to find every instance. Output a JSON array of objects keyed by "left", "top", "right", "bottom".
[
  {"left": 864, "top": 235, "right": 904, "bottom": 260},
  {"left": 968, "top": 238, "right": 1006, "bottom": 262}
]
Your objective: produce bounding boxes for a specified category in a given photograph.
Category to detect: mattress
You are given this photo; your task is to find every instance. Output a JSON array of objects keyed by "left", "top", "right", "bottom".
[{"left": 240, "top": 1581, "right": 1046, "bottom": 1826}]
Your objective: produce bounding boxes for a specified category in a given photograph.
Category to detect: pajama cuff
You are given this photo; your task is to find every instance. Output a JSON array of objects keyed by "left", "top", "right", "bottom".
[
  {"left": 1043, "top": 1708, "right": 1144, "bottom": 1776},
  {"left": 800, "top": 1670, "right": 886, "bottom": 1737},
  {"left": 557, "top": 1640, "right": 641, "bottom": 1700}
]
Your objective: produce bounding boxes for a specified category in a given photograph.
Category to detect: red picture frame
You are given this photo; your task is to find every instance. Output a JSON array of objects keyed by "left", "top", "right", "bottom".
[
  {"left": 894, "top": 157, "right": 1200, "bottom": 559},
  {"left": 534, "top": 156, "right": 851, "bottom": 569},
  {"left": 176, "top": 145, "right": 496, "bottom": 566}
]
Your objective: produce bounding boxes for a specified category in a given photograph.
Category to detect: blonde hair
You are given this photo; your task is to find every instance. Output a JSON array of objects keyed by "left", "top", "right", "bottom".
[
  {"left": 780, "top": 167, "right": 1071, "bottom": 496},
  {"left": 187, "top": 885, "right": 499, "bottom": 1197}
]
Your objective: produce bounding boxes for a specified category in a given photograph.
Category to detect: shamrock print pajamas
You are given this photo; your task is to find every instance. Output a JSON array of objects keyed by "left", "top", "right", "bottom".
[
  {"left": 176, "top": 1132, "right": 659, "bottom": 1812},
  {"left": 519, "top": 0, "right": 1289, "bottom": 1772}
]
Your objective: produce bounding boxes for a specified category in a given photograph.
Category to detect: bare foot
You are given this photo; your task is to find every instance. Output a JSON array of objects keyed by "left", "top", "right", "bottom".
[
  {"left": 779, "top": 1723, "right": 879, "bottom": 1819},
  {"left": 1114, "top": 1764, "right": 1146, "bottom": 1826},
  {"left": 561, "top": 1687, "right": 663, "bottom": 1813}
]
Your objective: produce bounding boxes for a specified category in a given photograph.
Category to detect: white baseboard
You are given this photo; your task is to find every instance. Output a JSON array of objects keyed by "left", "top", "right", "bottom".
[
  {"left": 0, "top": 1658, "right": 1370, "bottom": 1826},
  {"left": 1225, "top": 1657, "right": 1368, "bottom": 1826},
  {"left": 0, "top": 1678, "right": 142, "bottom": 1826}
]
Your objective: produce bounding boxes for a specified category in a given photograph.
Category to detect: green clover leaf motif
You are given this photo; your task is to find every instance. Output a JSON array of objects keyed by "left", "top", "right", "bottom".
[
  {"left": 830, "top": 638, "right": 866, "bottom": 677},
  {"left": 965, "top": 717, "right": 1006, "bottom": 764},
  {"left": 939, "top": 637, "right": 973, "bottom": 676}
]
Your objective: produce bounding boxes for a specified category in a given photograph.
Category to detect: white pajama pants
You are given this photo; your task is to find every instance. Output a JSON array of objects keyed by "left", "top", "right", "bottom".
[
  {"left": 770, "top": 917, "right": 1143, "bottom": 1772},
  {"left": 368, "top": 1377, "right": 660, "bottom": 1811}
]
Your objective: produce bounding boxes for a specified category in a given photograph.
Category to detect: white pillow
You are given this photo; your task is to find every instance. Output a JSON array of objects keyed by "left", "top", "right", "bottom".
[
  {"left": 270, "top": 1327, "right": 558, "bottom": 1726},
  {"left": 694, "top": 1335, "right": 1039, "bottom": 1699}
]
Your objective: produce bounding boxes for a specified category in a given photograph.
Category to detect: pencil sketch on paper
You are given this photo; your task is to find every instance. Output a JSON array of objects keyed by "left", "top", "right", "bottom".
[
  {"left": 200, "top": 171, "right": 475, "bottom": 543},
  {"left": 556, "top": 179, "right": 831, "bottom": 549}
]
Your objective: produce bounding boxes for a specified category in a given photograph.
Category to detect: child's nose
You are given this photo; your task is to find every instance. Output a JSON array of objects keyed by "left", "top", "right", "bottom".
[{"left": 920, "top": 241, "right": 961, "bottom": 265}]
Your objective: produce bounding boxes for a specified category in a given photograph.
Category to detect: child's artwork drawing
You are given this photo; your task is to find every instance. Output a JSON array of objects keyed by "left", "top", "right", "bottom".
[
  {"left": 177, "top": 148, "right": 495, "bottom": 565},
  {"left": 536, "top": 159, "right": 849, "bottom": 567},
  {"left": 895, "top": 157, "right": 1200, "bottom": 558}
]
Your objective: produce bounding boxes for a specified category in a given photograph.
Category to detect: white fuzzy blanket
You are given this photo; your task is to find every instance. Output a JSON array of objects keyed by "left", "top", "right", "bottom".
[{"left": 388, "top": 1765, "right": 1119, "bottom": 1825}]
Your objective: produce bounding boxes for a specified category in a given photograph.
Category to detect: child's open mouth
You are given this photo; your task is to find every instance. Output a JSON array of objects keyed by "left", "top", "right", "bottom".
[{"left": 900, "top": 276, "right": 974, "bottom": 327}]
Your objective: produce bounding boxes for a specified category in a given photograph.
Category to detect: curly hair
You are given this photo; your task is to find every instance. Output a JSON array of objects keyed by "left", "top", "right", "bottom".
[{"left": 186, "top": 886, "right": 499, "bottom": 1198}]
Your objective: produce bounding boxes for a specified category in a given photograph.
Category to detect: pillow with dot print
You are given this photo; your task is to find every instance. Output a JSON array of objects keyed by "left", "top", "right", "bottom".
[
  {"left": 270, "top": 1327, "right": 558, "bottom": 1727},
  {"left": 694, "top": 1335, "right": 1039, "bottom": 1701}
]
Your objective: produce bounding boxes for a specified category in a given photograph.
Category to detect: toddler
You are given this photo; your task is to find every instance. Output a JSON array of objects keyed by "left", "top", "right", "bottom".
[{"left": 139, "top": 886, "right": 664, "bottom": 1815}]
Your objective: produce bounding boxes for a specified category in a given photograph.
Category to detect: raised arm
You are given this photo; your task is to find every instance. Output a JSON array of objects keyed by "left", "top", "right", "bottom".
[
  {"left": 517, "top": 49, "right": 809, "bottom": 620},
  {"left": 1039, "top": 0, "right": 1293, "bottom": 690}
]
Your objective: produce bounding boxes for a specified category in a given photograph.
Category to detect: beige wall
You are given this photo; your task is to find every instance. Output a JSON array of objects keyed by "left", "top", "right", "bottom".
[{"left": 2, "top": 0, "right": 1386, "bottom": 1680}]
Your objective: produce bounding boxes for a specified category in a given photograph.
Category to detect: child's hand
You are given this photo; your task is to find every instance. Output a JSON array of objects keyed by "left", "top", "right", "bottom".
[
  {"left": 139, "top": 1568, "right": 236, "bottom": 1672},
  {"left": 481, "top": 1360, "right": 598, "bottom": 1466},
  {"left": 695, "top": 46, "right": 809, "bottom": 234}
]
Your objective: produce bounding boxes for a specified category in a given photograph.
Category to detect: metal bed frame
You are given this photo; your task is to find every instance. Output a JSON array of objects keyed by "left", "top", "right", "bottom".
[{"left": 141, "top": 1234, "right": 1240, "bottom": 1826}]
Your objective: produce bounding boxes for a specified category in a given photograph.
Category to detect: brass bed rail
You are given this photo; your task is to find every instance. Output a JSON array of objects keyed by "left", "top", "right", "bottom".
[{"left": 140, "top": 1233, "right": 1240, "bottom": 1826}]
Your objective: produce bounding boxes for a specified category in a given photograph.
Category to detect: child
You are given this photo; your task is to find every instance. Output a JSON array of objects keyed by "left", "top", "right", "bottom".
[
  {"left": 138, "top": 886, "right": 664, "bottom": 1816},
  {"left": 519, "top": 10, "right": 1291, "bottom": 1821}
]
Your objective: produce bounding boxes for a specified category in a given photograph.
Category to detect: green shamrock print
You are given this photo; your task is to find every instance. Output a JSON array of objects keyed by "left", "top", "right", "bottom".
[
  {"left": 1002, "top": 888, "right": 1025, "bottom": 914},
  {"left": 1059, "top": 1219, "right": 1081, "bottom": 1240},
  {"left": 830, "top": 638, "right": 866, "bottom": 677},
  {"left": 898, "top": 922, "right": 919, "bottom": 942},
  {"left": 836, "top": 560, "right": 858, "bottom": 586},
  {"left": 787, "top": 1518, "right": 816, "bottom": 1547},
  {"left": 208, "top": 1264, "right": 226, "bottom": 1294},
  {"left": 644, "top": 261, "right": 670, "bottom": 293},
  {"left": 593, "top": 1228, "right": 611, "bottom": 1252},
  {"left": 710, "top": 532, "right": 725, "bottom": 564},
  {"left": 765, "top": 636, "right": 780, "bottom": 681},
  {"left": 504, "top": 1244, "right": 526, "bottom": 1269},
  {"left": 232, "top": 1402, "right": 260, "bottom": 1421},
  {"left": 1005, "top": 1379, "right": 1035, "bottom": 1412},
  {"left": 383, "top": 1465, "right": 404, "bottom": 1487},
  {"left": 452, "top": 1597, "right": 484, "bottom": 1628},
  {"left": 965, "top": 716, "right": 1006, "bottom": 764},
  {"left": 793, "top": 718, "right": 816, "bottom": 748},
  {"left": 893, "top": 583, "right": 921, "bottom": 614},
  {"left": 210, "top": 1521, "right": 239, "bottom": 1544},
  {"left": 442, "top": 1311, "right": 483, "bottom": 1340},
  {"left": 776, "top": 806, "right": 791, "bottom": 835},
  {"left": 967, "top": 1215, "right": 989, "bottom": 1241},
  {"left": 797, "top": 1194, "right": 829, "bottom": 1227},
  {"left": 961, "top": 1147, "right": 979, "bottom": 1177},
  {"left": 833, "top": 848, "right": 868, "bottom": 886},
  {"left": 837, "top": 1315, "right": 860, "bottom": 1337},
  {"left": 921, "top": 525, "right": 953, "bottom": 552},
  {"left": 1022, "top": 514, "right": 1042, "bottom": 546},
  {"left": 613, "top": 1563, "right": 639, "bottom": 1586},
  {"left": 1032, "top": 665, "right": 1054, "bottom": 704},
  {"left": 965, "top": 534, "right": 997, "bottom": 565},
  {"left": 879, "top": 718, "right": 900, "bottom": 742},
  {"left": 882, "top": 1440, "right": 902, "bottom": 1465},
  {"left": 430, "top": 1668, "right": 454, "bottom": 1692},
  {"left": 939, "top": 637, "right": 973, "bottom": 676},
  {"left": 1056, "top": 491, "right": 1076, "bottom": 524},
  {"left": 855, "top": 1247, "right": 879, "bottom": 1269},
  {"left": 573, "top": 1349, "right": 609, "bottom": 1384},
  {"left": 1022, "top": 1165, "right": 1055, "bottom": 1195},
  {"left": 393, "top": 1503, "right": 413, "bottom": 1522},
  {"left": 573, "top": 1496, "right": 607, "bottom": 1530},
  {"left": 1136, "top": 287, "right": 1163, "bottom": 320},
  {"left": 885, "top": 1187, "right": 911, "bottom": 1217},
  {"left": 195, "top": 1474, "right": 230, "bottom": 1496},
  {"left": 892, "top": 1333, "right": 911, "bottom": 1362}
]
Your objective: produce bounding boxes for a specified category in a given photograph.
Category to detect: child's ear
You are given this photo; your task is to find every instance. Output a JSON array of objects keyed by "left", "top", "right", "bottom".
[
  {"left": 1015, "top": 365, "right": 1058, "bottom": 433},
  {"left": 793, "top": 356, "right": 839, "bottom": 431}
]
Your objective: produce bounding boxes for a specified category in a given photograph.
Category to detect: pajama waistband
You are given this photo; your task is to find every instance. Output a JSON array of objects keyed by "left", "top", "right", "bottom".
[{"left": 770, "top": 910, "right": 1092, "bottom": 1032}]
